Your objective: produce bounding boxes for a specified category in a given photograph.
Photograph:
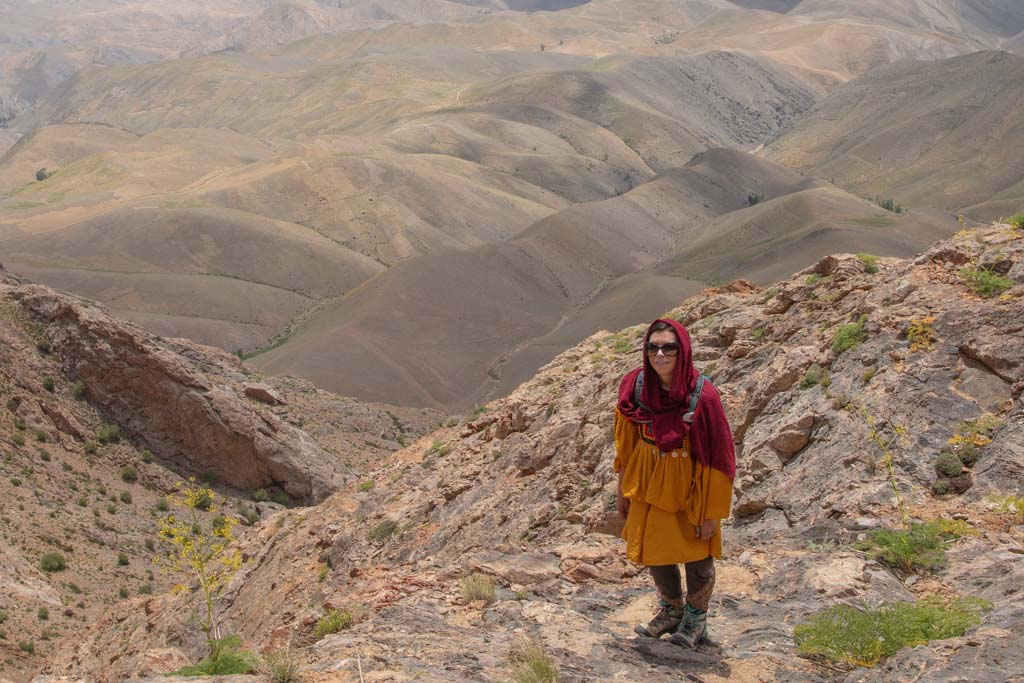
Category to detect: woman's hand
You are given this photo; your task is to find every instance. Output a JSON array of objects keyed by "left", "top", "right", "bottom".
[
  {"left": 696, "top": 518, "right": 718, "bottom": 540},
  {"left": 617, "top": 491, "right": 630, "bottom": 520}
]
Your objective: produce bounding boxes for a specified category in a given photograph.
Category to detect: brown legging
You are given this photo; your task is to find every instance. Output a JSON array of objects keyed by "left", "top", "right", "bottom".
[{"left": 649, "top": 557, "right": 716, "bottom": 611}]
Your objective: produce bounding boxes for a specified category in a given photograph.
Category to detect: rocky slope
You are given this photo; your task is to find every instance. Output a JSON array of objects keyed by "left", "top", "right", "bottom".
[
  {"left": 0, "top": 270, "right": 440, "bottom": 681},
  {"left": 38, "top": 224, "right": 1024, "bottom": 681}
]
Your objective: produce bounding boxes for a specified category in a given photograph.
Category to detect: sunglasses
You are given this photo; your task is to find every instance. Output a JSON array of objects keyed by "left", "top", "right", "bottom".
[{"left": 645, "top": 342, "right": 679, "bottom": 357}]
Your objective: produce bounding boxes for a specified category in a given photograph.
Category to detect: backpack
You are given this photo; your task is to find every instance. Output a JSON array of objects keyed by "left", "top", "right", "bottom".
[{"left": 633, "top": 372, "right": 708, "bottom": 423}]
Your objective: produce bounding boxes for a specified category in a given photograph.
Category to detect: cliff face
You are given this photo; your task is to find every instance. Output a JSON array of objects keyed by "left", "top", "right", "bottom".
[
  {"left": 37, "top": 225, "right": 1024, "bottom": 681},
  {"left": 0, "top": 273, "right": 440, "bottom": 682}
]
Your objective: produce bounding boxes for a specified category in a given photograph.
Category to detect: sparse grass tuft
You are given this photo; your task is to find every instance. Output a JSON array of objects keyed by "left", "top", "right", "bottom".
[
  {"left": 461, "top": 573, "right": 497, "bottom": 605},
  {"left": 368, "top": 520, "right": 399, "bottom": 542},
  {"left": 794, "top": 597, "right": 990, "bottom": 667},
  {"left": 988, "top": 493, "right": 1024, "bottom": 524},
  {"left": 42, "top": 376, "right": 55, "bottom": 392},
  {"left": 509, "top": 639, "right": 560, "bottom": 683},
  {"left": 855, "top": 519, "right": 968, "bottom": 574},
  {"left": 856, "top": 253, "right": 880, "bottom": 274},
  {"left": 358, "top": 480, "right": 375, "bottom": 492},
  {"left": 960, "top": 267, "right": 1013, "bottom": 298},
  {"left": 314, "top": 609, "right": 353, "bottom": 640},
  {"left": 121, "top": 465, "right": 138, "bottom": 482},
  {"left": 257, "top": 641, "right": 301, "bottom": 683}
]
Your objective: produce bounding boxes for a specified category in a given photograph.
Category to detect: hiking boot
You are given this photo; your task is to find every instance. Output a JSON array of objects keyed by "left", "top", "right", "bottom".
[
  {"left": 669, "top": 604, "right": 708, "bottom": 648},
  {"left": 633, "top": 597, "right": 685, "bottom": 638}
]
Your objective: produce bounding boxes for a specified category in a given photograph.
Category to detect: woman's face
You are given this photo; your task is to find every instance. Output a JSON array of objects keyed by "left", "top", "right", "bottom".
[{"left": 647, "top": 329, "right": 679, "bottom": 381}]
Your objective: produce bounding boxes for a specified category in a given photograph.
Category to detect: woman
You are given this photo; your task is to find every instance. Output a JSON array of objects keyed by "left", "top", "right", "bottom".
[{"left": 614, "top": 318, "right": 736, "bottom": 647}]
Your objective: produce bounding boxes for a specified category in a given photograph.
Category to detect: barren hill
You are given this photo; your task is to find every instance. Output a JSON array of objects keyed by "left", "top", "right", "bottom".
[
  {"left": 249, "top": 150, "right": 959, "bottom": 409},
  {"left": 764, "top": 50, "right": 1024, "bottom": 221},
  {"left": 35, "top": 223, "right": 1024, "bottom": 682}
]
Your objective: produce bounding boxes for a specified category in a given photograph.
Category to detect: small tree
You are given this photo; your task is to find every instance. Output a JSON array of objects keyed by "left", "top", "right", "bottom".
[
  {"left": 156, "top": 478, "right": 243, "bottom": 660},
  {"left": 35, "top": 168, "right": 49, "bottom": 182}
]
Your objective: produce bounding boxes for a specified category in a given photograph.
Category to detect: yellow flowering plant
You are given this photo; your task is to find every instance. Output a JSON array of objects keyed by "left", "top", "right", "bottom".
[{"left": 155, "top": 477, "right": 243, "bottom": 659}]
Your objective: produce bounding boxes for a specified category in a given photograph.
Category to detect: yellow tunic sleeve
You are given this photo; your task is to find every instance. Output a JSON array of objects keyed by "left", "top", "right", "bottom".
[
  {"left": 613, "top": 408, "right": 639, "bottom": 473},
  {"left": 704, "top": 468, "right": 733, "bottom": 520}
]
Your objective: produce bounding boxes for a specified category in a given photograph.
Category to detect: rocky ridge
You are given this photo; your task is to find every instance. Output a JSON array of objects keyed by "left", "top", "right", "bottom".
[
  {"left": 0, "top": 272, "right": 440, "bottom": 681},
  {"left": 33, "top": 225, "right": 1024, "bottom": 681}
]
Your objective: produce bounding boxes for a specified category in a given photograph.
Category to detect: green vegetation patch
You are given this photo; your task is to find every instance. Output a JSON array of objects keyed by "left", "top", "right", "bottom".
[
  {"left": 960, "top": 267, "right": 1014, "bottom": 298},
  {"left": 368, "top": 519, "right": 399, "bottom": 542},
  {"left": 800, "top": 363, "right": 825, "bottom": 389},
  {"left": 855, "top": 519, "right": 970, "bottom": 574},
  {"left": 856, "top": 253, "right": 880, "bottom": 274},
  {"left": 795, "top": 597, "right": 990, "bottom": 667},
  {"left": 832, "top": 315, "right": 868, "bottom": 356},
  {"left": 40, "top": 552, "right": 67, "bottom": 572},
  {"left": 315, "top": 609, "right": 353, "bottom": 640},
  {"left": 1005, "top": 213, "right": 1024, "bottom": 230},
  {"left": 173, "top": 635, "right": 257, "bottom": 675}
]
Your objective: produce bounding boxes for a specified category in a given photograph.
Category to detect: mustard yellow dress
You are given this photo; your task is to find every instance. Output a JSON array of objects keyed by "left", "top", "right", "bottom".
[{"left": 614, "top": 408, "right": 734, "bottom": 566}]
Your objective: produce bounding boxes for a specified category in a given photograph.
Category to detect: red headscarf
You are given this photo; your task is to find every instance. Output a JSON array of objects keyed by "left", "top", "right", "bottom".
[{"left": 617, "top": 319, "right": 736, "bottom": 479}]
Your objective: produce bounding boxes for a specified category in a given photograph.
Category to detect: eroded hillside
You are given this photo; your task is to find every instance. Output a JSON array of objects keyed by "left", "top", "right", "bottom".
[
  {"left": 40, "top": 224, "right": 1024, "bottom": 682},
  {"left": 0, "top": 269, "right": 440, "bottom": 681}
]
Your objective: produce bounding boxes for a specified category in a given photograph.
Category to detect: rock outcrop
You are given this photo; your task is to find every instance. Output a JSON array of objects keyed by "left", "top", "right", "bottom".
[{"left": 37, "top": 226, "right": 1024, "bottom": 681}]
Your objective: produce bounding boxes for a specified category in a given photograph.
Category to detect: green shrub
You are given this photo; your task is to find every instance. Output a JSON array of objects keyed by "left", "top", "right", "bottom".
[
  {"left": 1005, "top": 213, "right": 1024, "bottom": 230},
  {"left": 97, "top": 424, "right": 121, "bottom": 444},
  {"left": 138, "top": 583, "right": 153, "bottom": 595},
  {"left": 107, "top": 503, "right": 118, "bottom": 514},
  {"left": 315, "top": 609, "right": 353, "bottom": 639},
  {"left": 857, "top": 253, "right": 880, "bottom": 274},
  {"left": 37, "top": 607, "right": 49, "bottom": 621},
  {"left": 931, "top": 479, "right": 950, "bottom": 495},
  {"left": 855, "top": 520, "right": 967, "bottom": 574},
  {"left": 509, "top": 639, "right": 560, "bottom": 683},
  {"left": 72, "top": 380, "right": 87, "bottom": 399},
  {"left": 40, "top": 552, "right": 67, "bottom": 572},
  {"left": 252, "top": 488, "right": 269, "bottom": 502},
  {"left": 42, "top": 377, "right": 55, "bottom": 392},
  {"left": 39, "top": 450, "right": 51, "bottom": 462},
  {"left": 800, "top": 364, "right": 823, "bottom": 389},
  {"left": 117, "top": 552, "right": 129, "bottom": 566},
  {"left": 121, "top": 465, "right": 138, "bottom": 482},
  {"left": 358, "top": 480, "right": 375, "bottom": 492},
  {"left": 461, "top": 573, "right": 497, "bottom": 605},
  {"left": 368, "top": 520, "right": 399, "bottom": 542},
  {"left": 19, "top": 640, "right": 35, "bottom": 654},
  {"left": 119, "top": 587, "right": 129, "bottom": 598},
  {"left": 805, "top": 274, "right": 822, "bottom": 286},
  {"left": 934, "top": 451, "right": 963, "bottom": 478},
  {"left": 120, "top": 491, "right": 133, "bottom": 504},
  {"left": 12, "top": 432, "right": 25, "bottom": 447},
  {"left": 35, "top": 429, "right": 48, "bottom": 442},
  {"left": 173, "top": 635, "right": 257, "bottom": 675},
  {"left": 794, "top": 597, "right": 990, "bottom": 667},
  {"left": 140, "top": 449, "right": 153, "bottom": 463},
  {"left": 752, "top": 327, "right": 765, "bottom": 340},
  {"left": 960, "top": 267, "right": 1014, "bottom": 298},
  {"left": 832, "top": 315, "right": 868, "bottom": 355}
]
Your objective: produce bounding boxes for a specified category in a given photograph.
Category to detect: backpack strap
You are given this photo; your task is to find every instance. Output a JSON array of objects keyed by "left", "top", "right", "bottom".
[
  {"left": 633, "top": 371, "right": 646, "bottom": 410},
  {"left": 683, "top": 374, "right": 708, "bottom": 423},
  {"left": 634, "top": 372, "right": 708, "bottom": 422}
]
